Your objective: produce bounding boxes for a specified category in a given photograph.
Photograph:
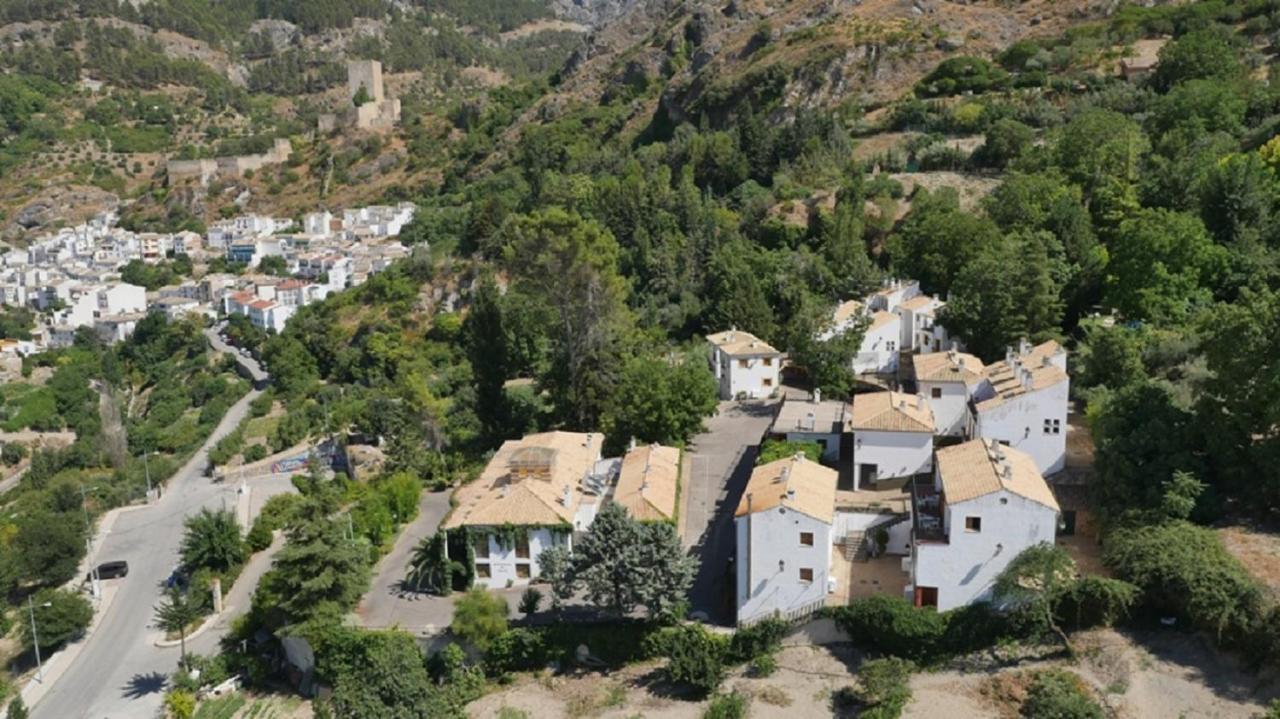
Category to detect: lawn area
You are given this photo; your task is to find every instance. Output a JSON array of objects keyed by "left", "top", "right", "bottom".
[
  {"left": 0, "top": 385, "right": 61, "bottom": 431},
  {"left": 244, "top": 415, "right": 280, "bottom": 441}
]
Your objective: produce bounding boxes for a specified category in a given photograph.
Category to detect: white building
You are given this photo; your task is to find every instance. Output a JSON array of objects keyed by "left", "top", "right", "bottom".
[
  {"left": 849, "top": 391, "right": 935, "bottom": 489},
  {"left": 707, "top": 329, "right": 783, "bottom": 400},
  {"left": 769, "top": 389, "right": 848, "bottom": 465},
  {"left": 150, "top": 296, "right": 204, "bottom": 321},
  {"left": 828, "top": 300, "right": 901, "bottom": 376},
  {"left": 223, "top": 291, "right": 294, "bottom": 333},
  {"left": 735, "top": 454, "right": 838, "bottom": 625},
  {"left": 444, "top": 432, "right": 609, "bottom": 589},
  {"left": 912, "top": 350, "right": 986, "bottom": 437},
  {"left": 969, "top": 340, "right": 1070, "bottom": 476},
  {"left": 304, "top": 211, "right": 335, "bottom": 237},
  {"left": 896, "top": 294, "right": 954, "bottom": 354},
  {"left": 908, "top": 439, "right": 1060, "bottom": 611}
]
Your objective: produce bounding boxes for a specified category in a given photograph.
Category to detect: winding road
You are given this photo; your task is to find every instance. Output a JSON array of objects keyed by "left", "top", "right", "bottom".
[{"left": 32, "top": 331, "right": 273, "bottom": 719}]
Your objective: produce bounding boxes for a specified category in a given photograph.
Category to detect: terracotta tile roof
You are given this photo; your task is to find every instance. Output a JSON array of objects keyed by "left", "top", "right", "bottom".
[
  {"left": 850, "top": 391, "right": 934, "bottom": 433},
  {"left": 735, "top": 454, "right": 837, "bottom": 523},
  {"left": 869, "top": 310, "right": 898, "bottom": 332},
  {"left": 935, "top": 439, "right": 1059, "bottom": 511},
  {"left": 898, "top": 295, "right": 942, "bottom": 313},
  {"left": 444, "top": 431, "right": 604, "bottom": 528},
  {"left": 276, "top": 279, "right": 307, "bottom": 289},
  {"left": 833, "top": 300, "right": 863, "bottom": 325},
  {"left": 248, "top": 299, "right": 275, "bottom": 310},
  {"left": 613, "top": 444, "right": 680, "bottom": 522},
  {"left": 706, "top": 329, "right": 781, "bottom": 356},
  {"left": 974, "top": 340, "right": 1068, "bottom": 411},
  {"left": 913, "top": 350, "right": 985, "bottom": 384}
]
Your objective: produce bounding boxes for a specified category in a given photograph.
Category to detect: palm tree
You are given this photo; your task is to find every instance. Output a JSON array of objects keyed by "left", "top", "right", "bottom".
[
  {"left": 180, "top": 508, "right": 246, "bottom": 573},
  {"left": 154, "top": 586, "right": 202, "bottom": 669},
  {"left": 405, "top": 532, "right": 448, "bottom": 594}
]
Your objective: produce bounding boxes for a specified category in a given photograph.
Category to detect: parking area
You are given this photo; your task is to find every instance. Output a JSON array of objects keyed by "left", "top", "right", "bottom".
[{"left": 680, "top": 398, "right": 779, "bottom": 624}]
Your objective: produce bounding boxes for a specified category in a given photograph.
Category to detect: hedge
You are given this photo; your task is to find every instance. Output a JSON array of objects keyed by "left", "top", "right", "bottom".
[{"left": 826, "top": 595, "right": 1009, "bottom": 663}]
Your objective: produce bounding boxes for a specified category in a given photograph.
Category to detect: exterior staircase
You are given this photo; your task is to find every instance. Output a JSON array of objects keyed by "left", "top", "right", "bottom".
[{"left": 839, "top": 530, "right": 871, "bottom": 562}]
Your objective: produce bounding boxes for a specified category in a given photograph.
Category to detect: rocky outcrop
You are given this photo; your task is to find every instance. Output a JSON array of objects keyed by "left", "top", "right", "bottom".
[{"left": 4, "top": 186, "right": 119, "bottom": 241}]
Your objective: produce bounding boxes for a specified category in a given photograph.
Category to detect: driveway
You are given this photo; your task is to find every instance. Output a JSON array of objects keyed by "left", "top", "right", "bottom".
[
  {"left": 355, "top": 489, "right": 458, "bottom": 632},
  {"left": 31, "top": 388, "right": 264, "bottom": 719},
  {"left": 682, "top": 399, "right": 779, "bottom": 625}
]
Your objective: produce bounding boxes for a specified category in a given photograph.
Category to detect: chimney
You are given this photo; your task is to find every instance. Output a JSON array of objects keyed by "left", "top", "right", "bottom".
[
  {"left": 1005, "top": 346, "right": 1015, "bottom": 365},
  {"left": 1002, "top": 464, "right": 1013, "bottom": 481},
  {"left": 805, "top": 411, "right": 815, "bottom": 431},
  {"left": 958, "top": 356, "right": 966, "bottom": 370},
  {"left": 813, "top": 387, "right": 822, "bottom": 404},
  {"left": 786, "top": 487, "right": 796, "bottom": 501},
  {"left": 1019, "top": 338, "right": 1031, "bottom": 356},
  {"left": 916, "top": 394, "right": 924, "bottom": 410},
  {"left": 584, "top": 432, "right": 593, "bottom": 447},
  {"left": 629, "top": 436, "right": 637, "bottom": 452},
  {"left": 559, "top": 485, "right": 571, "bottom": 506}
]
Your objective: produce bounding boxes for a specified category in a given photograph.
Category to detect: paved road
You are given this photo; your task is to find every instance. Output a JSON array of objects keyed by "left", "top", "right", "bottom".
[
  {"left": 33, "top": 387, "right": 263, "bottom": 719},
  {"left": 0, "top": 465, "right": 27, "bottom": 496},
  {"left": 356, "top": 489, "right": 457, "bottom": 632},
  {"left": 682, "top": 399, "right": 779, "bottom": 625},
  {"left": 203, "top": 328, "right": 268, "bottom": 385}
]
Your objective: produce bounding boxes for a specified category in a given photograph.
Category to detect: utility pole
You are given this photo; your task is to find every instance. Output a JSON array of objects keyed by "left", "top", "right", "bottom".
[
  {"left": 81, "top": 484, "right": 100, "bottom": 598},
  {"left": 143, "top": 451, "right": 152, "bottom": 500},
  {"left": 28, "top": 596, "right": 50, "bottom": 683}
]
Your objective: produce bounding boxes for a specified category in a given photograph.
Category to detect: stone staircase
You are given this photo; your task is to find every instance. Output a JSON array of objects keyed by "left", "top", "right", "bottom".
[{"left": 838, "top": 531, "right": 870, "bottom": 562}]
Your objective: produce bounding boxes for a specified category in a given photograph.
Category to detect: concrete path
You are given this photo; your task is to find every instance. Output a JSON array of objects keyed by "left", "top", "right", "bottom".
[
  {"left": 30, "top": 388, "right": 262, "bottom": 719},
  {"left": 355, "top": 489, "right": 455, "bottom": 633},
  {"left": 681, "top": 399, "right": 779, "bottom": 625}
]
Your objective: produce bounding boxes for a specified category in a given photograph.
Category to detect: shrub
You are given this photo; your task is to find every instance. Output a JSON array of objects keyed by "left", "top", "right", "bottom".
[
  {"left": 702, "top": 691, "right": 748, "bottom": 719},
  {"left": 163, "top": 690, "right": 195, "bottom": 719},
  {"left": 727, "top": 617, "right": 787, "bottom": 662},
  {"left": 1020, "top": 670, "right": 1103, "bottom": 719},
  {"left": 829, "top": 596, "right": 946, "bottom": 662},
  {"left": 749, "top": 653, "right": 777, "bottom": 677},
  {"left": 451, "top": 588, "right": 509, "bottom": 652},
  {"left": 485, "top": 628, "right": 549, "bottom": 674},
  {"left": 518, "top": 587, "right": 542, "bottom": 615},
  {"left": 858, "top": 657, "right": 913, "bottom": 719},
  {"left": 245, "top": 519, "right": 273, "bottom": 553},
  {"left": 661, "top": 624, "right": 729, "bottom": 695},
  {"left": 242, "top": 444, "right": 268, "bottom": 463}
]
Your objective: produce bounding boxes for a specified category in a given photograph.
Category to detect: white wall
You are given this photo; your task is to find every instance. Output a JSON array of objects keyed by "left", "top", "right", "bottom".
[
  {"left": 713, "top": 349, "right": 780, "bottom": 400},
  {"left": 852, "top": 429, "right": 933, "bottom": 484},
  {"left": 918, "top": 380, "right": 972, "bottom": 437},
  {"left": 852, "top": 319, "right": 900, "bottom": 374},
  {"left": 911, "top": 490, "right": 1058, "bottom": 611},
  {"left": 973, "top": 381, "right": 1069, "bottom": 475},
  {"left": 736, "top": 506, "right": 832, "bottom": 624},
  {"left": 471, "top": 527, "right": 569, "bottom": 589}
]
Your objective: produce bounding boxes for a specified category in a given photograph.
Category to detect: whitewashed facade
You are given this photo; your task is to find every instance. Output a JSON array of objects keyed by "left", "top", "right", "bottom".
[
  {"left": 970, "top": 340, "right": 1070, "bottom": 475},
  {"left": 707, "top": 329, "right": 783, "bottom": 400}
]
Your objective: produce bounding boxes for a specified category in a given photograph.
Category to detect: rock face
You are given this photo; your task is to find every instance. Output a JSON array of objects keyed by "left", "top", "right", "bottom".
[
  {"left": 549, "top": 0, "right": 648, "bottom": 28},
  {"left": 4, "top": 186, "right": 119, "bottom": 241}
]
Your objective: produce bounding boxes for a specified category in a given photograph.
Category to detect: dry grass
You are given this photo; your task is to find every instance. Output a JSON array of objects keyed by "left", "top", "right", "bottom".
[{"left": 1220, "top": 525, "right": 1280, "bottom": 599}]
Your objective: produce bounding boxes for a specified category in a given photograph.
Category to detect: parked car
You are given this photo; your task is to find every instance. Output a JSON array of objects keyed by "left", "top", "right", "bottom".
[{"left": 92, "top": 561, "right": 129, "bottom": 580}]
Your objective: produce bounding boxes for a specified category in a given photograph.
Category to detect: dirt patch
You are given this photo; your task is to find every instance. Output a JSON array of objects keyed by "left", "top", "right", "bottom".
[
  {"left": 501, "top": 19, "right": 589, "bottom": 41},
  {"left": 471, "top": 629, "right": 1278, "bottom": 719},
  {"left": 890, "top": 172, "right": 1001, "bottom": 213},
  {"left": 1220, "top": 525, "right": 1280, "bottom": 599}
]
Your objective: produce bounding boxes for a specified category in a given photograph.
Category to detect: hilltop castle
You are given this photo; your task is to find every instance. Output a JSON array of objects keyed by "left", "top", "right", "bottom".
[{"left": 318, "top": 60, "right": 401, "bottom": 134}]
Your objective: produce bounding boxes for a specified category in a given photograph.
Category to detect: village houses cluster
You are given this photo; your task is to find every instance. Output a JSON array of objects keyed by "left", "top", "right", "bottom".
[
  {"left": 440, "top": 277, "right": 1072, "bottom": 628},
  {"left": 0, "top": 203, "right": 415, "bottom": 356}
]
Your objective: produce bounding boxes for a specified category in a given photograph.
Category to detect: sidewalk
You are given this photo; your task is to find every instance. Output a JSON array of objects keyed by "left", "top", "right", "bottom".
[{"left": 20, "top": 582, "right": 121, "bottom": 708}]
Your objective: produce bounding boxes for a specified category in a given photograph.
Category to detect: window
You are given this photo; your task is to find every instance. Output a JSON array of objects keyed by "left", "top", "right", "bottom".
[
  {"left": 762, "top": 357, "right": 772, "bottom": 366},
  {"left": 1043, "top": 418, "right": 1061, "bottom": 435},
  {"left": 965, "top": 516, "right": 982, "bottom": 533},
  {"left": 475, "top": 563, "right": 491, "bottom": 578},
  {"left": 799, "top": 568, "right": 814, "bottom": 583},
  {"left": 800, "top": 532, "right": 814, "bottom": 546},
  {"left": 762, "top": 378, "right": 773, "bottom": 387},
  {"left": 930, "top": 387, "right": 942, "bottom": 399},
  {"left": 515, "top": 534, "right": 530, "bottom": 559},
  {"left": 887, "top": 341, "right": 896, "bottom": 352},
  {"left": 516, "top": 564, "right": 531, "bottom": 579},
  {"left": 738, "top": 358, "right": 749, "bottom": 368},
  {"left": 474, "top": 536, "right": 490, "bottom": 559}
]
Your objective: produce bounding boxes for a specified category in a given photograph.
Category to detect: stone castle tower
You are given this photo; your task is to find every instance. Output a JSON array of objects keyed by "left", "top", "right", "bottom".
[{"left": 318, "top": 60, "right": 400, "bottom": 133}]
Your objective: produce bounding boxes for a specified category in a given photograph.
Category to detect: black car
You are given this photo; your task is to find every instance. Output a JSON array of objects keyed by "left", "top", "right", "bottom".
[{"left": 91, "top": 561, "right": 129, "bottom": 580}]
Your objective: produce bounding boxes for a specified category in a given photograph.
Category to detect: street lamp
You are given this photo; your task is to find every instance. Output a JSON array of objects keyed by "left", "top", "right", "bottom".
[
  {"left": 80, "top": 484, "right": 101, "bottom": 598},
  {"left": 28, "top": 596, "right": 52, "bottom": 683}
]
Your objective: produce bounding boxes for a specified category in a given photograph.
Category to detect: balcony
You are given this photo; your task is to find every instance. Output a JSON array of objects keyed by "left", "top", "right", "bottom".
[{"left": 910, "top": 476, "right": 947, "bottom": 544}]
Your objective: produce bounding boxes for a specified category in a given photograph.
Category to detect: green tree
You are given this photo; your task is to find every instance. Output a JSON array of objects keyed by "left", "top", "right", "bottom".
[
  {"left": 258, "top": 511, "right": 371, "bottom": 623},
  {"left": 464, "top": 276, "right": 512, "bottom": 441},
  {"left": 352, "top": 83, "right": 371, "bottom": 106},
  {"left": 504, "top": 209, "right": 631, "bottom": 429},
  {"left": 941, "top": 231, "right": 1064, "bottom": 362},
  {"left": 1075, "top": 322, "right": 1144, "bottom": 393},
  {"left": 1152, "top": 27, "right": 1242, "bottom": 92},
  {"left": 702, "top": 240, "right": 777, "bottom": 341},
  {"left": 815, "top": 182, "right": 882, "bottom": 298},
  {"left": 1052, "top": 110, "right": 1148, "bottom": 227},
  {"left": 14, "top": 512, "right": 84, "bottom": 586},
  {"left": 518, "top": 587, "right": 542, "bottom": 615},
  {"left": 662, "top": 623, "right": 727, "bottom": 695},
  {"left": 974, "top": 118, "right": 1034, "bottom": 169},
  {"left": 601, "top": 352, "right": 717, "bottom": 455},
  {"left": 154, "top": 586, "right": 202, "bottom": 668},
  {"left": 256, "top": 255, "right": 289, "bottom": 276},
  {"left": 534, "top": 544, "right": 575, "bottom": 611},
  {"left": 405, "top": 531, "right": 451, "bottom": 595},
  {"left": 451, "top": 588, "right": 508, "bottom": 652},
  {"left": 180, "top": 508, "right": 245, "bottom": 573},
  {"left": 885, "top": 188, "right": 1002, "bottom": 296},
  {"left": 22, "top": 588, "right": 92, "bottom": 654},
  {"left": 857, "top": 657, "right": 914, "bottom": 719},
  {"left": 1104, "top": 208, "right": 1227, "bottom": 322},
  {"left": 572, "top": 502, "right": 696, "bottom": 618},
  {"left": 994, "top": 544, "right": 1078, "bottom": 654}
]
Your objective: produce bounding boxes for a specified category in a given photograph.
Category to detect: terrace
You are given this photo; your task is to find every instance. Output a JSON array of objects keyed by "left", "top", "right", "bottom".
[{"left": 910, "top": 475, "right": 947, "bottom": 543}]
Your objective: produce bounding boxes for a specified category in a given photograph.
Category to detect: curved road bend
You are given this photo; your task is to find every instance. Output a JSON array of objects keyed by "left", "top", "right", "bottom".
[{"left": 33, "top": 386, "right": 262, "bottom": 719}]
